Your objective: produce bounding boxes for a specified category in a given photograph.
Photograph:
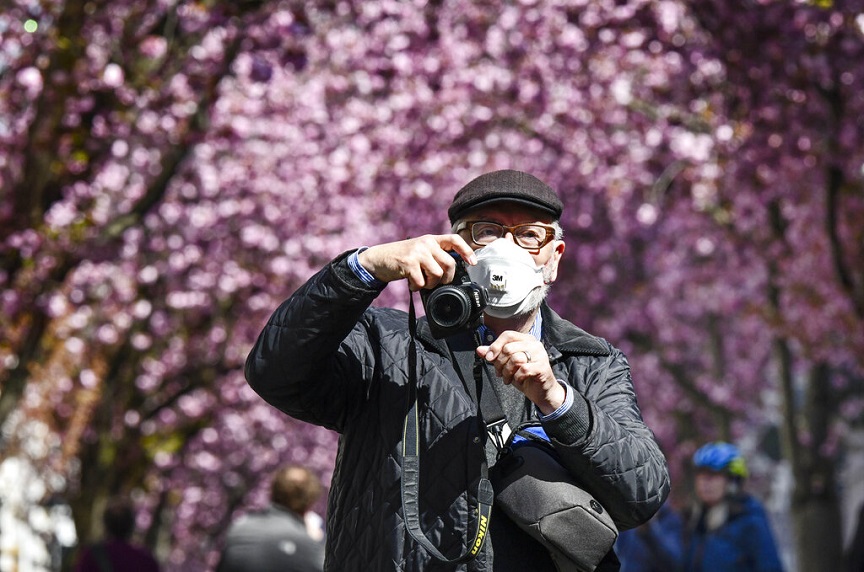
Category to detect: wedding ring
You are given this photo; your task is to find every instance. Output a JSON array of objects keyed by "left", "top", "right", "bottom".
[{"left": 523, "top": 351, "right": 532, "bottom": 363}]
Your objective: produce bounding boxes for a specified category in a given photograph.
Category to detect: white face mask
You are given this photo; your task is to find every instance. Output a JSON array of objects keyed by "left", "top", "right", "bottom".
[{"left": 466, "top": 238, "right": 547, "bottom": 319}]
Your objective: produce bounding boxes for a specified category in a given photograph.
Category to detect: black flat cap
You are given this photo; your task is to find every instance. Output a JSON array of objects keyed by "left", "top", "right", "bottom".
[{"left": 448, "top": 170, "right": 563, "bottom": 223}]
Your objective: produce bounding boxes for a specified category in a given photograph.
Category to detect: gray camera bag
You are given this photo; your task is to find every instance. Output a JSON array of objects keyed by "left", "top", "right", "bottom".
[{"left": 490, "top": 434, "right": 618, "bottom": 572}]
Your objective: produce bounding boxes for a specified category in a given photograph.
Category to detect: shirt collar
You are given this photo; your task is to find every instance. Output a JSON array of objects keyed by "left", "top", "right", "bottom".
[{"left": 477, "top": 312, "right": 543, "bottom": 344}]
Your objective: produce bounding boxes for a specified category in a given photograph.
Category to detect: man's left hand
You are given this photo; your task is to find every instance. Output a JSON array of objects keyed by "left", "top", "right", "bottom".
[{"left": 476, "top": 331, "right": 566, "bottom": 416}]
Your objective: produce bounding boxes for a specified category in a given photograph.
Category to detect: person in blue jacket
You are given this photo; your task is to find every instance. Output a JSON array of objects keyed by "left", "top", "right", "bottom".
[{"left": 680, "top": 442, "right": 784, "bottom": 572}]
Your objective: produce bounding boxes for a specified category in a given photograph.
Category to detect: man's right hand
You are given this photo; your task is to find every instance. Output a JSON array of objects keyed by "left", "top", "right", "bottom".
[{"left": 357, "top": 234, "right": 477, "bottom": 291}]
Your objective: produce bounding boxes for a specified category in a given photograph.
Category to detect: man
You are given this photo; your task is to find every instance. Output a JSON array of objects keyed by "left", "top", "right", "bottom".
[
  {"left": 679, "top": 442, "right": 784, "bottom": 572},
  {"left": 245, "top": 170, "right": 670, "bottom": 571},
  {"left": 74, "top": 497, "right": 160, "bottom": 572},
  {"left": 217, "top": 464, "right": 325, "bottom": 572}
]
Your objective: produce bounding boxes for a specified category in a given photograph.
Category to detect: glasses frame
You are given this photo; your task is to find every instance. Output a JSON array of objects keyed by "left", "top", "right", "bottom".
[{"left": 456, "top": 220, "right": 557, "bottom": 252}]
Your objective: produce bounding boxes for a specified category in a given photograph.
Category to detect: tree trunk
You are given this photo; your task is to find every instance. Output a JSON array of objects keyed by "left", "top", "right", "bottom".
[
  {"left": 778, "top": 356, "right": 844, "bottom": 571},
  {"left": 791, "top": 496, "right": 843, "bottom": 572}
]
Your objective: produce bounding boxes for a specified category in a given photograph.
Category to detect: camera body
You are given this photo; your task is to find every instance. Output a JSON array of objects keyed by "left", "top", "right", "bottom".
[{"left": 420, "top": 254, "right": 488, "bottom": 339}]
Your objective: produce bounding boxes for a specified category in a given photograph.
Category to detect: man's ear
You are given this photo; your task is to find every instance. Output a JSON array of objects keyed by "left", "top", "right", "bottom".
[{"left": 544, "top": 241, "right": 565, "bottom": 283}]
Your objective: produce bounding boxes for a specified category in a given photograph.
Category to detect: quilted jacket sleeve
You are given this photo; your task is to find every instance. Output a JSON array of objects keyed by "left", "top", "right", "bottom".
[
  {"left": 542, "top": 345, "right": 671, "bottom": 530},
  {"left": 244, "top": 251, "right": 383, "bottom": 432}
]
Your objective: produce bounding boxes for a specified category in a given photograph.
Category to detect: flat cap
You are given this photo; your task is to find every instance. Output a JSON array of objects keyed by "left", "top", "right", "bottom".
[{"left": 448, "top": 170, "right": 563, "bottom": 223}]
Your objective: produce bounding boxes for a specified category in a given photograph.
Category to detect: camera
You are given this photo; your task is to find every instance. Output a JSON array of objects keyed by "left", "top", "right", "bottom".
[{"left": 420, "top": 253, "right": 488, "bottom": 339}]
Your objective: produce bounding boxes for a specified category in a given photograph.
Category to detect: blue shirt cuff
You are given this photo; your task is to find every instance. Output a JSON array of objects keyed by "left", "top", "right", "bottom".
[
  {"left": 348, "top": 248, "right": 386, "bottom": 289},
  {"left": 537, "top": 380, "right": 574, "bottom": 422}
]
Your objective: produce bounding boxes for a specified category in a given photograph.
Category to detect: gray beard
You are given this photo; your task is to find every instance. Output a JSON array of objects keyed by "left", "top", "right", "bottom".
[
  {"left": 517, "top": 265, "right": 554, "bottom": 316},
  {"left": 515, "top": 282, "right": 550, "bottom": 317},
  {"left": 485, "top": 283, "right": 550, "bottom": 319}
]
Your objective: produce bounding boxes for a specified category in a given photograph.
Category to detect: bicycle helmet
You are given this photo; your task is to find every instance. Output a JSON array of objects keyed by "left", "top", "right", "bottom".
[{"left": 693, "top": 442, "right": 748, "bottom": 479}]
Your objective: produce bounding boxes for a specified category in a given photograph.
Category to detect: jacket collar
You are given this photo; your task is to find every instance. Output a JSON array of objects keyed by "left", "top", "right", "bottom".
[{"left": 539, "top": 304, "right": 609, "bottom": 357}]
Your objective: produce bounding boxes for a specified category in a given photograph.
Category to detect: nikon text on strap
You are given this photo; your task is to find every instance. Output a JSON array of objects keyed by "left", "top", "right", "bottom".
[{"left": 400, "top": 293, "right": 494, "bottom": 563}]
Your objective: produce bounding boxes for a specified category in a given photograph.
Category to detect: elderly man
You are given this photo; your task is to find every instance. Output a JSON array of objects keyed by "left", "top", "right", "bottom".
[{"left": 245, "top": 170, "right": 670, "bottom": 571}]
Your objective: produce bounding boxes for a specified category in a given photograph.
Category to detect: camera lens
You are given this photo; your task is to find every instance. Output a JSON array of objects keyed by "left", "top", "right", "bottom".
[{"left": 426, "top": 287, "right": 472, "bottom": 328}]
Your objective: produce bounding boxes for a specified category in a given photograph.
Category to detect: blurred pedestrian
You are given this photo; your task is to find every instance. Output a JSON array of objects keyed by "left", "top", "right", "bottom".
[
  {"left": 73, "top": 496, "right": 160, "bottom": 572},
  {"left": 679, "top": 442, "right": 784, "bottom": 572},
  {"left": 217, "top": 464, "right": 325, "bottom": 572},
  {"left": 615, "top": 501, "right": 683, "bottom": 572}
]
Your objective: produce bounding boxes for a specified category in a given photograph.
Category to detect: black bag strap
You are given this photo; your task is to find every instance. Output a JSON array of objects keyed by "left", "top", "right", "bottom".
[
  {"left": 447, "top": 333, "right": 503, "bottom": 417},
  {"left": 448, "top": 334, "right": 511, "bottom": 451},
  {"left": 401, "top": 294, "right": 494, "bottom": 563}
]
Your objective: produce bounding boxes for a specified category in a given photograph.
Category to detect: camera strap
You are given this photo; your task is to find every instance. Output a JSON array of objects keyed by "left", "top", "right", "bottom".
[
  {"left": 448, "top": 337, "right": 510, "bottom": 452},
  {"left": 401, "top": 292, "right": 494, "bottom": 563}
]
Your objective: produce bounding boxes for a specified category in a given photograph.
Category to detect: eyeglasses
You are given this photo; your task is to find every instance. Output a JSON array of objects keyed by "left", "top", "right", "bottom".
[{"left": 456, "top": 221, "right": 557, "bottom": 251}]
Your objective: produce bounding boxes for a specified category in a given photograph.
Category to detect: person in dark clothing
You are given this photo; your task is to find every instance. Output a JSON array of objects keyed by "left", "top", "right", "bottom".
[
  {"left": 679, "top": 442, "right": 784, "bottom": 572},
  {"left": 615, "top": 502, "right": 683, "bottom": 572},
  {"left": 245, "top": 169, "right": 671, "bottom": 571},
  {"left": 845, "top": 501, "right": 864, "bottom": 572},
  {"left": 217, "top": 464, "right": 325, "bottom": 572},
  {"left": 73, "top": 497, "right": 160, "bottom": 572}
]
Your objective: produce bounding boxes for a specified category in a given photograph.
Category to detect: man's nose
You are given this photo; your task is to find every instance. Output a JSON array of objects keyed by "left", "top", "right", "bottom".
[{"left": 504, "top": 231, "right": 517, "bottom": 244}]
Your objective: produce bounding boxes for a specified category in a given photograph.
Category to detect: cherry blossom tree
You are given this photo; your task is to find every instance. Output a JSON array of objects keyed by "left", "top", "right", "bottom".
[{"left": 622, "top": 3, "right": 864, "bottom": 569}]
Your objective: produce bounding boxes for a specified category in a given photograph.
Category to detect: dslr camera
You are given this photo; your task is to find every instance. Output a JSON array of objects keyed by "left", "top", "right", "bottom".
[{"left": 420, "top": 253, "right": 487, "bottom": 339}]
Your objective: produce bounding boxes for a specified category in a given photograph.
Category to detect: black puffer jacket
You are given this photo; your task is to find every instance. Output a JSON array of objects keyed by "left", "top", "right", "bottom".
[{"left": 245, "top": 252, "right": 670, "bottom": 571}]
